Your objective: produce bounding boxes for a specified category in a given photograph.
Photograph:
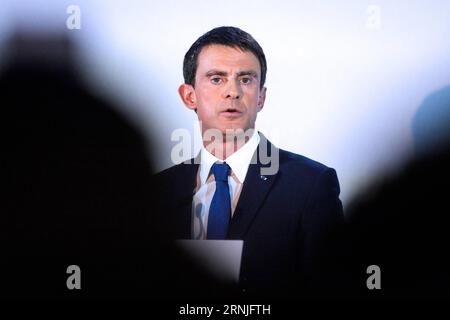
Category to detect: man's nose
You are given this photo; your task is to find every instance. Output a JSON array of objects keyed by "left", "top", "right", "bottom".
[{"left": 223, "top": 80, "right": 241, "bottom": 99}]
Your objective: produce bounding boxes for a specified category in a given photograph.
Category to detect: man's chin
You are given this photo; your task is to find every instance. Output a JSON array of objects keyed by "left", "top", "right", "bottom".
[
  {"left": 218, "top": 122, "right": 254, "bottom": 134},
  {"left": 201, "top": 123, "right": 255, "bottom": 140}
]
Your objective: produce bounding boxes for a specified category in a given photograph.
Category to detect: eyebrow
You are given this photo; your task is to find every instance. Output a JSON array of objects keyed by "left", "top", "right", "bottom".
[
  {"left": 205, "top": 70, "right": 259, "bottom": 78},
  {"left": 205, "top": 70, "right": 227, "bottom": 77}
]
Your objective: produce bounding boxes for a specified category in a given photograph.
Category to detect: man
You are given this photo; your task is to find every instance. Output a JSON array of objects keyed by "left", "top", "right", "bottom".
[{"left": 155, "top": 26, "right": 346, "bottom": 299}]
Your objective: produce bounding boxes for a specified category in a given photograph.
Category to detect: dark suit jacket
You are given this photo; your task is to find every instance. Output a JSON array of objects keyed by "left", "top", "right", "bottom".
[{"left": 154, "top": 133, "right": 346, "bottom": 300}]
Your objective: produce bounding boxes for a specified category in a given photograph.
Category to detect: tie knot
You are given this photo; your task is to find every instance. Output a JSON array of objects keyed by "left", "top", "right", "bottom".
[{"left": 211, "top": 162, "right": 230, "bottom": 182}]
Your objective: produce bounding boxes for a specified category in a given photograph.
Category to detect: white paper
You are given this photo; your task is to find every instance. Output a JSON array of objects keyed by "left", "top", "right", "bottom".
[{"left": 175, "top": 239, "right": 244, "bottom": 283}]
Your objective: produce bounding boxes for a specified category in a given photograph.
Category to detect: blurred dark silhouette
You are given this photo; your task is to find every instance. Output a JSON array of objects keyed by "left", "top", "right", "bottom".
[
  {"left": 346, "top": 87, "right": 450, "bottom": 300},
  {"left": 412, "top": 85, "right": 450, "bottom": 157},
  {"left": 0, "top": 32, "right": 158, "bottom": 299}
]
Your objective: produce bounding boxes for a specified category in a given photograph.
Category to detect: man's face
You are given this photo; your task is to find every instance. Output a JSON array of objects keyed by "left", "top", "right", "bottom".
[{"left": 179, "top": 44, "right": 266, "bottom": 135}]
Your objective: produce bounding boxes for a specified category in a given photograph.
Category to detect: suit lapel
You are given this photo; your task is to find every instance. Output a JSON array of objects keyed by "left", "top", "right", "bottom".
[
  {"left": 173, "top": 159, "right": 199, "bottom": 239},
  {"left": 228, "top": 134, "right": 280, "bottom": 239}
]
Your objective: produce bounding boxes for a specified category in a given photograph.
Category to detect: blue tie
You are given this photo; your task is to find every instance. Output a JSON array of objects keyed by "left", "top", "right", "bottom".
[{"left": 207, "top": 162, "right": 231, "bottom": 239}]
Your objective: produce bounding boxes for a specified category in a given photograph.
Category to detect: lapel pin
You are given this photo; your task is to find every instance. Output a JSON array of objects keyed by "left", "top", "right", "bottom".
[{"left": 260, "top": 175, "right": 268, "bottom": 181}]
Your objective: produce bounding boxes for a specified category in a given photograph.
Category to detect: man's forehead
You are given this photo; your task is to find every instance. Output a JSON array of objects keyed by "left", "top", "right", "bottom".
[{"left": 197, "top": 44, "right": 261, "bottom": 72}]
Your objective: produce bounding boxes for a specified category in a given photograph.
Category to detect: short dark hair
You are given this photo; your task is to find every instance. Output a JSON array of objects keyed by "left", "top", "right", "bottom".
[{"left": 183, "top": 26, "right": 267, "bottom": 89}]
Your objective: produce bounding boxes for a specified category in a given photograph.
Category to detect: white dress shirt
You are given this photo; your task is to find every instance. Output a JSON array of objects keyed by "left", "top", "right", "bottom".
[{"left": 191, "top": 131, "right": 260, "bottom": 239}]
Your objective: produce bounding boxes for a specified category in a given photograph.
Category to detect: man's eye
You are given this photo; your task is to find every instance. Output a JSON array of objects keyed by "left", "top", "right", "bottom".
[
  {"left": 211, "top": 77, "right": 222, "bottom": 84},
  {"left": 240, "top": 77, "right": 252, "bottom": 84}
]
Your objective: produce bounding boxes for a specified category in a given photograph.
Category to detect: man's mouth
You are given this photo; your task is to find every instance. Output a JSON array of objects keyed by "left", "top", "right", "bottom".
[{"left": 221, "top": 108, "right": 242, "bottom": 117}]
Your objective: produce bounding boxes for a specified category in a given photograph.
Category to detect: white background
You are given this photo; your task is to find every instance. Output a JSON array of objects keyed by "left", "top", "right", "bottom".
[{"left": 1, "top": 0, "right": 449, "bottom": 205}]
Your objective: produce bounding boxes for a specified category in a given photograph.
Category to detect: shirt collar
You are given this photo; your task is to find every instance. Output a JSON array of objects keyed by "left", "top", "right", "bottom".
[{"left": 199, "top": 130, "right": 260, "bottom": 185}]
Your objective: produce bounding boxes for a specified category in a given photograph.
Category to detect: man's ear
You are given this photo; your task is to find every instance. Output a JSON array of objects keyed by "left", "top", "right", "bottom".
[
  {"left": 257, "top": 86, "right": 267, "bottom": 112},
  {"left": 178, "top": 84, "right": 197, "bottom": 111}
]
